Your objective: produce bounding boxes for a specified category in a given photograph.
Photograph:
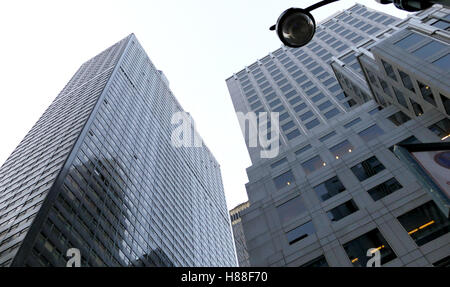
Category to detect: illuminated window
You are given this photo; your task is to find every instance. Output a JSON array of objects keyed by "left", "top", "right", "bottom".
[
  {"left": 417, "top": 81, "right": 436, "bottom": 106},
  {"left": 344, "top": 229, "right": 397, "bottom": 267},
  {"left": 397, "top": 201, "right": 450, "bottom": 246},
  {"left": 301, "top": 155, "right": 326, "bottom": 175},
  {"left": 409, "top": 98, "right": 424, "bottom": 116},
  {"left": 428, "top": 118, "right": 450, "bottom": 140},
  {"left": 330, "top": 140, "right": 354, "bottom": 159},
  {"left": 273, "top": 170, "right": 295, "bottom": 190}
]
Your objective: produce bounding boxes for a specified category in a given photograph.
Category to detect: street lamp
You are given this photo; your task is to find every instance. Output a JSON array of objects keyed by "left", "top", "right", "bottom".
[{"left": 270, "top": 0, "right": 449, "bottom": 48}]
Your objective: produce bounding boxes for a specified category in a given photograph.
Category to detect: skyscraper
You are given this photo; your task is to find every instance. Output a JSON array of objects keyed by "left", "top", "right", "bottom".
[
  {"left": 229, "top": 201, "right": 250, "bottom": 267},
  {"left": 226, "top": 4, "right": 450, "bottom": 267},
  {"left": 0, "top": 34, "right": 236, "bottom": 267}
]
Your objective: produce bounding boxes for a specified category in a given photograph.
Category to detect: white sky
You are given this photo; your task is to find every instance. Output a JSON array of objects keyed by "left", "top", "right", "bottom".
[{"left": 0, "top": 1, "right": 410, "bottom": 210}]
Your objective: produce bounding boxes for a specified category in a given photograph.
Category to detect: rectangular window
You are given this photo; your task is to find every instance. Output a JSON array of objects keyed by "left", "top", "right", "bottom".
[
  {"left": 301, "top": 155, "right": 326, "bottom": 175},
  {"left": 358, "top": 124, "right": 385, "bottom": 142},
  {"left": 324, "top": 108, "right": 340, "bottom": 119},
  {"left": 281, "top": 121, "right": 295, "bottom": 132},
  {"left": 277, "top": 196, "right": 307, "bottom": 224},
  {"left": 344, "top": 229, "right": 397, "bottom": 267},
  {"left": 327, "top": 200, "right": 358, "bottom": 222},
  {"left": 305, "top": 119, "right": 320, "bottom": 130},
  {"left": 318, "top": 100, "right": 333, "bottom": 111},
  {"left": 432, "top": 53, "right": 450, "bottom": 71},
  {"left": 311, "top": 93, "right": 325, "bottom": 103},
  {"left": 387, "top": 111, "right": 411, "bottom": 126},
  {"left": 270, "top": 157, "right": 288, "bottom": 169},
  {"left": 314, "top": 176, "right": 345, "bottom": 202},
  {"left": 319, "top": 131, "right": 336, "bottom": 142},
  {"left": 394, "top": 33, "right": 425, "bottom": 49},
  {"left": 441, "top": 94, "right": 450, "bottom": 116},
  {"left": 300, "top": 255, "right": 329, "bottom": 267},
  {"left": 330, "top": 140, "right": 354, "bottom": 159},
  {"left": 344, "top": 118, "right": 362, "bottom": 128},
  {"left": 397, "top": 201, "right": 450, "bottom": 246},
  {"left": 286, "top": 129, "right": 301, "bottom": 140},
  {"left": 300, "top": 111, "right": 314, "bottom": 121},
  {"left": 295, "top": 144, "right": 312, "bottom": 156},
  {"left": 389, "top": 135, "right": 421, "bottom": 153},
  {"left": 351, "top": 156, "right": 385, "bottom": 181},
  {"left": 294, "top": 103, "right": 307, "bottom": 113},
  {"left": 428, "top": 118, "right": 450, "bottom": 140},
  {"left": 273, "top": 170, "right": 295, "bottom": 190},
  {"left": 367, "top": 178, "right": 402, "bottom": 201},
  {"left": 413, "top": 41, "right": 446, "bottom": 59},
  {"left": 286, "top": 221, "right": 315, "bottom": 245}
]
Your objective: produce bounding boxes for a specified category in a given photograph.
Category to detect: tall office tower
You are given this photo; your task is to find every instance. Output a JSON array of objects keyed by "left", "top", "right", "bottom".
[
  {"left": 229, "top": 202, "right": 250, "bottom": 267},
  {"left": 226, "top": 4, "right": 450, "bottom": 267},
  {"left": 332, "top": 4, "right": 450, "bottom": 137},
  {"left": 0, "top": 34, "right": 236, "bottom": 267}
]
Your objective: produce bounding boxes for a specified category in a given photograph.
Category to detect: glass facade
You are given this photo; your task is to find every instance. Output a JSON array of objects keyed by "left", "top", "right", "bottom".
[{"left": 0, "top": 35, "right": 236, "bottom": 267}]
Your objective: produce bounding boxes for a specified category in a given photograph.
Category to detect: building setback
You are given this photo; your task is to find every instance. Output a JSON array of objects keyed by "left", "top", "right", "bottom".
[
  {"left": 226, "top": 4, "right": 450, "bottom": 267},
  {"left": 0, "top": 34, "right": 236, "bottom": 267}
]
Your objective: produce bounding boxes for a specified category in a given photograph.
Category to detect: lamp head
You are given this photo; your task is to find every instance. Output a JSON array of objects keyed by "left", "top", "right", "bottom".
[{"left": 270, "top": 8, "right": 316, "bottom": 48}]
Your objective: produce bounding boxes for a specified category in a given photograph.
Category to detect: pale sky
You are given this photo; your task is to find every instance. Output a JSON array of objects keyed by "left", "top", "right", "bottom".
[{"left": 0, "top": 1, "right": 410, "bottom": 210}]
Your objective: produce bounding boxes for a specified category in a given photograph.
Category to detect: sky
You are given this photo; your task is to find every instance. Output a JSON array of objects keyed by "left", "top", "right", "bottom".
[{"left": 0, "top": 0, "right": 410, "bottom": 210}]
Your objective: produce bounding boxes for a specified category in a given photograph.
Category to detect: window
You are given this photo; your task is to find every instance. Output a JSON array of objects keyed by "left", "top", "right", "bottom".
[
  {"left": 273, "top": 170, "right": 295, "bottom": 190},
  {"left": 311, "top": 93, "right": 325, "bottom": 103},
  {"left": 379, "top": 78, "right": 392, "bottom": 97},
  {"left": 358, "top": 124, "right": 385, "bottom": 142},
  {"left": 409, "top": 98, "right": 424, "bottom": 116},
  {"left": 318, "top": 101, "right": 333, "bottom": 111},
  {"left": 327, "top": 200, "right": 358, "bottom": 222},
  {"left": 432, "top": 20, "right": 450, "bottom": 30},
  {"left": 342, "top": 99, "right": 357, "bottom": 110},
  {"left": 300, "top": 111, "right": 314, "bottom": 121},
  {"left": 433, "top": 255, "right": 450, "bottom": 267},
  {"left": 441, "top": 94, "right": 450, "bottom": 116},
  {"left": 387, "top": 111, "right": 411, "bottom": 126},
  {"left": 294, "top": 103, "right": 307, "bottom": 113},
  {"left": 295, "top": 144, "right": 312, "bottom": 156},
  {"left": 351, "top": 156, "right": 385, "bottom": 181},
  {"left": 314, "top": 176, "right": 345, "bottom": 202},
  {"left": 324, "top": 108, "right": 340, "bottom": 119},
  {"left": 368, "top": 106, "right": 383, "bottom": 115},
  {"left": 367, "top": 178, "right": 402, "bottom": 201},
  {"left": 432, "top": 53, "right": 450, "bottom": 71},
  {"left": 281, "top": 121, "right": 295, "bottom": 132},
  {"left": 286, "top": 129, "right": 301, "bottom": 140},
  {"left": 301, "top": 155, "right": 326, "bottom": 175},
  {"left": 413, "top": 41, "right": 446, "bottom": 59},
  {"left": 286, "top": 221, "right": 315, "bottom": 245},
  {"left": 394, "top": 33, "right": 425, "bottom": 49},
  {"left": 344, "top": 229, "right": 397, "bottom": 267},
  {"left": 300, "top": 255, "right": 329, "bottom": 267},
  {"left": 397, "top": 201, "right": 450, "bottom": 246},
  {"left": 398, "top": 70, "right": 415, "bottom": 92},
  {"left": 428, "top": 118, "right": 450, "bottom": 140},
  {"left": 330, "top": 140, "right": 354, "bottom": 159},
  {"left": 279, "top": 112, "right": 290, "bottom": 122},
  {"left": 393, "top": 87, "right": 408, "bottom": 108},
  {"left": 319, "top": 131, "right": 336, "bottom": 142},
  {"left": 417, "top": 82, "right": 436, "bottom": 106},
  {"left": 277, "top": 196, "right": 307, "bottom": 224},
  {"left": 381, "top": 60, "right": 397, "bottom": 81},
  {"left": 344, "top": 118, "right": 361, "bottom": 129},
  {"left": 270, "top": 157, "right": 288, "bottom": 169},
  {"left": 305, "top": 118, "right": 320, "bottom": 130}
]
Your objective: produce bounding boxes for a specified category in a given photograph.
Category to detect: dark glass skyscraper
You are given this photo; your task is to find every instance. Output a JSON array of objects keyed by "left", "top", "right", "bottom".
[{"left": 0, "top": 34, "right": 236, "bottom": 267}]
